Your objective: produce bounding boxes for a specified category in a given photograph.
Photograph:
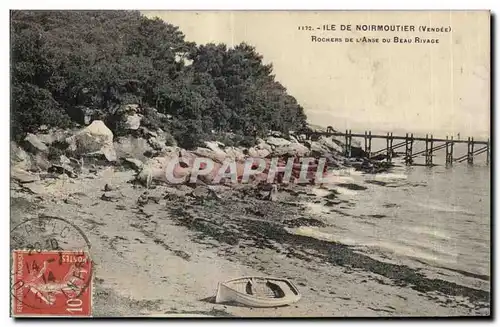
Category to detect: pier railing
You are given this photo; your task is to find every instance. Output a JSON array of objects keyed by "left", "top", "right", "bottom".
[{"left": 305, "top": 129, "right": 490, "bottom": 166}]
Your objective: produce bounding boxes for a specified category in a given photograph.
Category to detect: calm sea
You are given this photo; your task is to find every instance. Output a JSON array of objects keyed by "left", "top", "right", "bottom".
[{"left": 299, "top": 140, "right": 491, "bottom": 284}]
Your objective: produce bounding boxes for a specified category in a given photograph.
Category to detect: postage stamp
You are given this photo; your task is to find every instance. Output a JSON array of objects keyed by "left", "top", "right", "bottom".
[
  {"left": 11, "top": 250, "right": 92, "bottom": 317},
  {"left": 10, "top": 216, "right": 93, "bottom": 317}
]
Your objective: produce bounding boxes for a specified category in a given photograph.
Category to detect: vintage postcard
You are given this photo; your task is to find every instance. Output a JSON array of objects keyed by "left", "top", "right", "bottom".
[{"left": 10, "top": 10, "right": 490, "bottom": 317}]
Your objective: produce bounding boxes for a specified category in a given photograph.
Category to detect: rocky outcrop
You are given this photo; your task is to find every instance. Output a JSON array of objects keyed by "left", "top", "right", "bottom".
[
  {"left": 204, "top": 141, "right": 225, "bottom": 153},
  {"left": 307, "top": 140, "right": 331, "bottom": 157},
  {"left": 66, "top": 120, "right": 117, "bottom": 162},
  {"left": 248, "top": 139, "right": 272, "bottom": 158},
  {"left": 12, "top": 113, "right": 356, "bottom": 189},
  {"left": 148, "top": 136, "right": 165, "bottom": 151},
  {"left": 34, "top": 129, "right": 72, "bottom": 147},
  {"left": 263, "top": 136, "right": 311, "bottom": 157},
  {"left": 11, "top": 142, "right": 52, "bottom": 173},
  {"left": 224, "top": 147, "right": 246, "bottom": 161},
  {"left": 125, "top": 114, "right": 141, "bottom": 130},
  {"left": 192, "top": 147, "right": 226, "bottom": 164},
  {"left": 115, "top": 136, "right": 153, "bottom": 162},
  {"left": 33, "top": 154, "right": 51, "bottom": 171},
  {"left": 135, "top": 151, "right": 193, "bottom": 187},
  {"left": 317, "top": 136, "right": 343, "bottom": 153},
  {"left": 247, "top": 147, "right": 271, "bottom": 158},
  {"left": 12, "top": 168, "right": 39, "bottom": 183},
  {"left": 11, "top": 142, "right": 33, "bottom": 172},
  {"left": 265, "top": 136, "right": 291, "bottom": 148},
  {"left": 272, "top": 142, "right": 310, "bottom": 157},
  {"left": 24, "top": 133, "right": 48, "bottom": 154}
]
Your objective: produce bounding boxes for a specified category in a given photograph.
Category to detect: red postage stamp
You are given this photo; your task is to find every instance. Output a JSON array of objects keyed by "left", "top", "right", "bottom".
[{"left": 11, "top": 250, "right": 93, "bottom": 317}]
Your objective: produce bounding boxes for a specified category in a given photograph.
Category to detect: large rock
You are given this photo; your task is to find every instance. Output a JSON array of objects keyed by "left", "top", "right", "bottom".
[
  {"left": 114, "top": 136, "right": 153, "bottom": 161},
  {"left": 66, "top": 120, "right": 116, "bottom": 162},
  {"left": 248, "top": 139, "right": 273, "bottom": 158},
  {"left": 100, "top": 145, "right": 117, "bottom": 162},
  {"left": 318, "top": 136, "right": 343, "bottom": 153},
  {"left": 11, "top": 142, "right": 33, "bottom": 171},
  {"left": 151, "top": 129, "right": 177, "bottom": 149},
  {"left": 60, "top": 155, "right": 71, "bottom": 165},
  {"left": 193, "top": 143, "right": 245, "bottom": 163},
  {"left": 308, "top": 141, "right": 331, "bottom": 157},
  {"left": 204, "top": 141, "right": 226, "bottom": 153},
  {"left": 289, "top": 135, "right": 300, "bottom": 143},
  {"left": 224, "top": 147, "right": 246, "bottom": 161},
  {"left": 135, "top": 152, "right": 190, "bottom": 186},
  {"left": 125, "top": 114, "right": 141, "bottom": 130},
  {"left": 35, "top": 129, "right": 71, "bottom": 146},
  {"left": 33, "top": 153, "right": 51, "bottom": 171},
  {"left": 134, "top": 149, "right": 237, "bottom": 186},
  {"left": 247, "top": 147, "right": 271, "bottom": 158},
  {"left": 11, "top": 141, "right": 52, "bottom": 172},
  {"left": 192, "top": 147, "right": 227, "bottom": 163},
  {"left": 148, "top": 136, "right": 165, "bottom": 151},
  {"left": 24, "top": 133, "right": 48, "bottom": 154},
  {"left": 272, "top": 143, "right": 310, "bottom": 157},
  {"left": 265, "top": 137, "right": 291, "bottom": 148},
  {"left": 12, "top": 168, "right": 39, "bottom": 184}
]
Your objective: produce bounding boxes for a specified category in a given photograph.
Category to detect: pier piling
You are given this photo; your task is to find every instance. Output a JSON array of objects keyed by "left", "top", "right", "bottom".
[
  {"left": 445, "top": 136, "right": 454, "bottom": 166},
  {"left": 389, "top": 132, "right": 394, "bottom": 162},
  {"left": 364, "top": 131, "right": 368, "bottom": 155},
  {"left": 308, "top": 129, "right": 487, "bottom": 166},
  {"left": 386, "top": 132, "right": 391, "bottom": 163},
  {"left": 405, "top": 133, "right": 414, "bottom": 165},
  {"left": 368, "top": 131, "right": 372, "bottom": 159},
  {"left": 349, "top": 129, "right": 352, "bottom": 157},
  {"left": 467, "top": 137, "right": 474, "bottom": 165},
  {"left": 344, "top": 129, "right": 352, "bottom": 158},
  {"left": 450, "top": 136, "right": 454, "bottom": 164},
  {"left": 345, "top": 130, "right": 348, "bottom": 157},
  {"left": 429, "top": 135, "right": 434, "bottom": 166},
  {"left": 405, "top": 133, "right": 409, "bottom": 165},
  {"left": 425, "top": 134, "right": 431, "bottom": 166}
]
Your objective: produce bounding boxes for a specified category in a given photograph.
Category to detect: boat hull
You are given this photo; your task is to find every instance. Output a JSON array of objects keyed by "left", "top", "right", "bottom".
[{"left": 215, "top": 276, "right": 301, "bottom": 308}]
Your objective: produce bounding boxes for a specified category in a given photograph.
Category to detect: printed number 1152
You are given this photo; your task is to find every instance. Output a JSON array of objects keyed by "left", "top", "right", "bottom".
[{"left": 298, "top": 26, "right": 313, "bottom": 31}]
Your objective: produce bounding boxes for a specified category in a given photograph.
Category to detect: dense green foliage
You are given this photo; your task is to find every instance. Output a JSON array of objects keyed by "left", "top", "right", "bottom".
[{"left": 11, "top": 10, "right": 308, "bottom": 148}]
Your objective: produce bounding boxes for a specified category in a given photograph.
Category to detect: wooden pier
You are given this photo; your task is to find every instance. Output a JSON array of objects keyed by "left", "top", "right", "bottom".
[{"left": 307, "top": 129, "right": 490, "bottom": 166}]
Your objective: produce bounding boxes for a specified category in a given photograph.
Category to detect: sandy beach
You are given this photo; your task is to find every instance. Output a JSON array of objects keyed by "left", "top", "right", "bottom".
[{"left": 10, "top": 164, "right": 490, "bottom": 317}]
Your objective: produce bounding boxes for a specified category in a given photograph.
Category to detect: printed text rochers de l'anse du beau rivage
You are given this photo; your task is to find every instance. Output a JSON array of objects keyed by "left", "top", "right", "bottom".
[{"left": 297, "top": 24, "right": 452, "bottom": 44}]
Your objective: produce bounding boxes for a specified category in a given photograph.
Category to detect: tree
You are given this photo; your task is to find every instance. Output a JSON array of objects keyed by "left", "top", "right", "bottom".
[{"left": 11, "top": 11, "right": 308, "bottom": 146}]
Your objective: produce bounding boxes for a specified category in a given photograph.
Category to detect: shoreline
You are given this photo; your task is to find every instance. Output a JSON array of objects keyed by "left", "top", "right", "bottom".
[{"left": 10, "top": 162, "right": 490, "bottom": 317}]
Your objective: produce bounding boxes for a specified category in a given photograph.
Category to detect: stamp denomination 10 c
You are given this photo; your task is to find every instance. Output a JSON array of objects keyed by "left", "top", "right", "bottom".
[{"left": 12, "top": 250, "right": 92, "bottom": 317}]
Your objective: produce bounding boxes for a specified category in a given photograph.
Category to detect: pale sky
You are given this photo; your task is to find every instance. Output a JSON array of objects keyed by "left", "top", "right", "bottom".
[{"left": 143, "top": 11, "right": 490, "bottom": 138}]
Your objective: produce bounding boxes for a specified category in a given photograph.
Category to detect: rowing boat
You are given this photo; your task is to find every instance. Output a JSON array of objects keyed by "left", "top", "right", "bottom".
[{"left": 215, "top": 276, "right": 301, "bottom": 307}]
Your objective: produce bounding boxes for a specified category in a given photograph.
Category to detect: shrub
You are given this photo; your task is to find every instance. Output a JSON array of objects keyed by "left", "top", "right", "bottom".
[{"left": 11, "top": 11, "right": 308, "bottom": 147}]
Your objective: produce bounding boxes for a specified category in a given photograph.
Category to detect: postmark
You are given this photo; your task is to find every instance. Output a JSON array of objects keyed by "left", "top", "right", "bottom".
[{"left": 10, "top": 216, "right": 93, "bottom": 317}]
